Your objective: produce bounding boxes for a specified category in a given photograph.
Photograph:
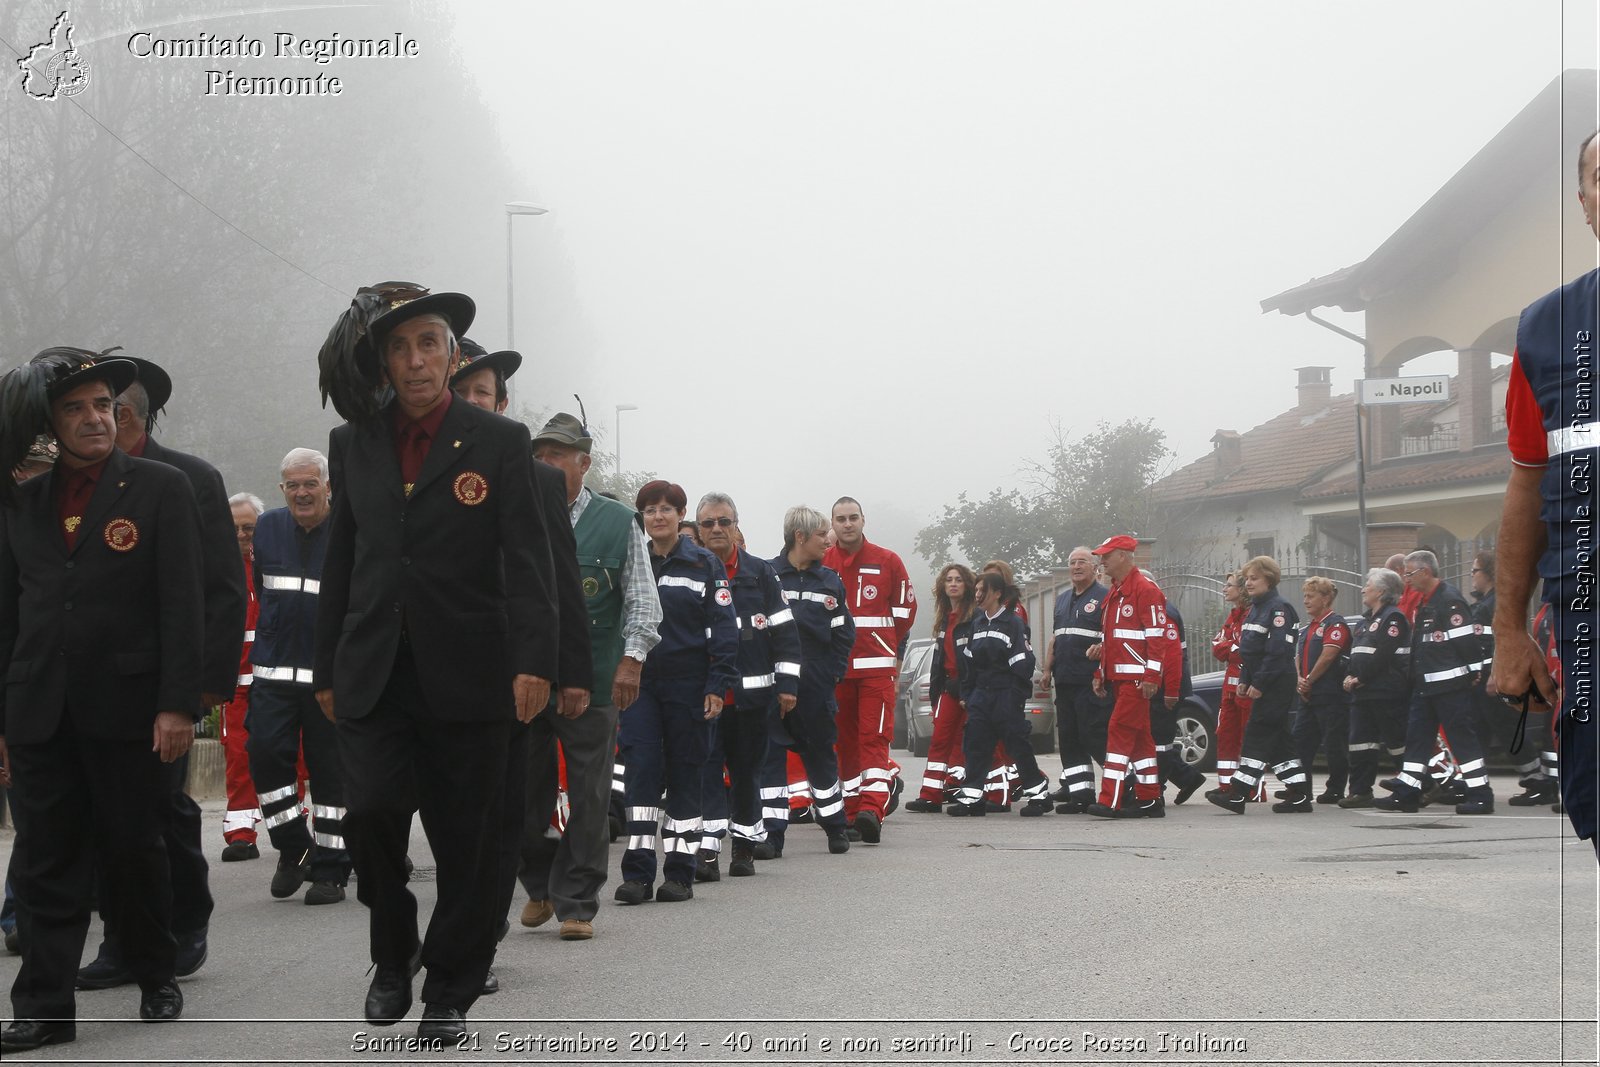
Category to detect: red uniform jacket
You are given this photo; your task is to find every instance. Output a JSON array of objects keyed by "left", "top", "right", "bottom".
[
  {"left": 1095, "top": 566, "right": 1170, "bottom": 686},
  {"left": 1212, "top": 603, "right": 1246, "bottom": 686},
  {"left": 823, "top": 539, "right": 916, "bottom": 678}
]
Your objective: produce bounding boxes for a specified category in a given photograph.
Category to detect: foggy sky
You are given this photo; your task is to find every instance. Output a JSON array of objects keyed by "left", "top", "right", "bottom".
[{"left": 5, "top": 0, "right": 1597, "bottom": 600}]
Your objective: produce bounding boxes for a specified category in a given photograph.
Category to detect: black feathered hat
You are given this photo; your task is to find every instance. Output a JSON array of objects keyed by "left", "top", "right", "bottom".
[
  {"left": 0, "top": 348, "right": 137, "bottom": 505},
  {"left": 450, "top": 337, "right": 522, "bottom": 388},
  {"left": 317, "top": 282, "right": 475, "bottom": 423}
]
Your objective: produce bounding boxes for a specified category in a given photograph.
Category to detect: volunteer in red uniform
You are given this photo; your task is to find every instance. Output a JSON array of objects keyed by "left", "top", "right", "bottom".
[
  {"left": 1210, "top": 573, "right": 1254, "bottom": 795},
  {"left": 1086, "top": 535, "right": 1169, "bottom": 819},
  {"left": 906, "top": 564, "right": 976, "bottom": 812},
  {"left": 822, "top": 496, "right": 916, "bottom": 843},
  {"left": 219, "top": 493, "right": 265, "bottom": 861}
]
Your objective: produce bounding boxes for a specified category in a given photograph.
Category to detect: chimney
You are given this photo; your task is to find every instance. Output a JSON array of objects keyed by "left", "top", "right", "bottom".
[
  {"left": 1296, "top": 365, "right": 1332, "bottom": 409},
  {"left": 1212, "top": 429, "right": 1242, "bottom": 477}
]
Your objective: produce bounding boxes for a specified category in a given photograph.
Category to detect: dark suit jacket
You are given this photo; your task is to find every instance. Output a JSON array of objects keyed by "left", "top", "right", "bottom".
[
  {"left": 0, "top": 448, "right": 205, "bottom": 744},
  {"left": 533, "top": 460, "right": 593, "bottom": 692},
  {"left": 314, "top": 398, "right": 558, "bottom": 722},
  {"left": 142, "top": 436, "right": 248, "bottom": 700}
]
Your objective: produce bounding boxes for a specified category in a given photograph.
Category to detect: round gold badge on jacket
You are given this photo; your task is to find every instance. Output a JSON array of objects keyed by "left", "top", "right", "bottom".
[
  {"left": 103, "top": 518, "right": 139, "bottom": 551},
  {"left": 582, "top": 576, "right": 600, "bottom": 597},
  {"left": 453, "top": 471, "right": 488, "bottom": 506}
]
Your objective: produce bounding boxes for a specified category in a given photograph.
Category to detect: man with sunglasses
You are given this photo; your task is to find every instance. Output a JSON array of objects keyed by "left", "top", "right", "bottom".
[{"left": 692, "top": 493, "right": 801, "bottom": 880}]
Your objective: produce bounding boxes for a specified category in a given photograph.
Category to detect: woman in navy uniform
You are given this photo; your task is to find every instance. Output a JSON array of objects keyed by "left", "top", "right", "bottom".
[
  {"left": 614, "top": 481, "right": 738, "bottom": 904},
  {"left": 1341, "top": 568, "right": 1410, "bottom": 808}
]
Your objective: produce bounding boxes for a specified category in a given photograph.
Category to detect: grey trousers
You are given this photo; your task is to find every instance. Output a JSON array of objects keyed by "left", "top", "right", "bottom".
[{"left": 517, "top": 700, "right": 621, "bottom": 922}]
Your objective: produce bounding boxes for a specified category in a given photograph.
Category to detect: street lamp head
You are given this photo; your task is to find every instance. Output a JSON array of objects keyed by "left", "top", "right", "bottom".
[
  {"left": 615, "top": 403, "right": 639, "bottom": 413},
  {"left": 505, "top": 201, "right": 548, "bottom": 216}
]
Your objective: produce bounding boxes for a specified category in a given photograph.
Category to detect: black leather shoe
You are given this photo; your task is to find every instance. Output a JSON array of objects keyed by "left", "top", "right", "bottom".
[
  {"left": 1174, "top": 779, "right": 1204, "bottom": 805},
  {"left": 1374, "top": 794, "right": 1419, "bottom": 813},
  {"left": 752, "top": 841, "right": 782, "bottom": 860},
  {"left": 270, "top": 849, "right": 311, "bottom": 899},
  {"left": 305, "top": 881, "right": 346, "bottom": 906},
  {"left": 220, "top": 841, "right": 260, "bottom": 862},
  {"left": 613, "top": 880, "right": 652, "bottom": 905},
  {"left": 905, "top": 798, "right": 942, "bottom": 813},
  {"left": 174, "top": 927, "right": 208, "bottom": 977},
  {"left": 417, "top": 1004, "right": 467, "bottom": 1042},
  {"left": 1338, "top": 792, "right": 1376, "bottom": 808},
  {"left": 1273, "top": 794, "right": 1313, "bottom": 813},
  {"left": 1316, "top": 789, "right": 1344, "bottom": 805},
  {"left": 3, "top": 929, "right": 17, "bottom": 954},
  {"left": 1055, "top": 798, "right": 1090, "bottom": 814},
  {"left": 139, "top": 980, "right": 184, "bottom": 1022},
  {"left": 76, "top": 943, "right": 134, "bottom": 990},
  {"left": 1455, "top": 798, "right": 1495, "bottom": 815},
  {"left": 481, "top": 968, "right": 499, "bottom": 996},
  {"left": 1509, "top": 786, "right": 1559, "bottom": 806},
  {"left": 1047, "top": 784, "right": 1075, "bottom": 803},
  {"left": 944, "top": 801, "right": 986, "bottom": 817},
  {"left": 1206, "top": 791, "right": 1247, "bottom": 814},
  {"left": 656, "top": 880, "right": 693, "bottom": 903},
  {"left": 855, "top": 810, "right": 881, "bottom": 843},
  {"left": 1086, "top": 802, "right": 1118, "bottom": 819},
  {"left": 1112, "top": 798, "right": 1165, "bottom": 819},
  {"left": 983, "top": 800, "right": 1012, "bottom": 813},
  {"left": 844, "top": 824, "right": 862, "bottom": 841},
  {"left": 1, "top": 1020, "right": 76, "bottom": 1052},
  {"left": 1019, "top": 798, "right": 1053, "bottom": 817},
  {"left": 693, "top": 852, "right": 721, "bottom": 883},
  {"left": 728, "top": 844, "right": 755, "bottom": 877},
  {"left": 364, "top": 946, "right": 422, "bottom": 1026},
  {"left": 886, "top": 776, "right": 904, "bottom": 816},
  {"left": 826, "top": 829, "right": 850, "bottom": 854}
]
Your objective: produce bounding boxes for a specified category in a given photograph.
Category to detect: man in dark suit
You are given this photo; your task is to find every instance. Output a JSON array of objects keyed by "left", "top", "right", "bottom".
[
  {"left": 313, "top": 286, "right": 558, "bottom": 1042},
  {"left": 448, "top": 340, "right": 591, "bottom": 995},
  {"left": 74, "top": 354, "right": 246, "bottom": 989},
  {"left": 0, "top": 350, "right": 205, "bottom": 1053}
]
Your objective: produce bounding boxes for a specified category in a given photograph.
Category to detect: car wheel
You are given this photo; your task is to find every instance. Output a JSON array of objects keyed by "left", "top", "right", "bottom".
[{"left": 1173, "top": 702, "right": 1215, "bottom": 771}]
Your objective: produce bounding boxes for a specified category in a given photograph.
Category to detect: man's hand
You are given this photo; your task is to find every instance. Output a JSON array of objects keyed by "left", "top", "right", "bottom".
[
  {"left": 1092, "top": 676, "right": 1105, "bottom": 698},
  {"left": 1343, "top": 675, "right": 1359, "bottom": 692},
  {"left": 515, "top": 674, "right": 553, "bottom": 723},
  {"left": 1086, "top": 642, "right": 1103, "bottom": 662},
  {"left": 152, "top": 711, "right": 194, "bottom": 763},
  {"left": 1491, "top": 631, "right": 1557, "bottom": 710},
  {"left": 1243, "top": 684, "right": 1262, "bottom": 700},
  {"left": 1138, "top": 680, "right": 1158, "bottom": 699},
  {"left": 1296, "top": 677, "right": 1312, "bottom": 698},
  {"left": 703, "top": 694, "right": 723, "bottom": 721},
  {"left": 315, "top": 688, "right": 335, "bottom": 723},
  {"left": 777, "top": 693, "right": 797, "bottom": 717},
  {"left": 1164, "top": 695, "right": 1177, "bottom": 710},
  {"left": 612, "top": 656, "right": 642, "bottom": 711},
  {"left": 0, "top": 735, "right": 10, "bottom": 789},
  {"left": 557, "top": 687, "right": 591, "bottom": 719}
]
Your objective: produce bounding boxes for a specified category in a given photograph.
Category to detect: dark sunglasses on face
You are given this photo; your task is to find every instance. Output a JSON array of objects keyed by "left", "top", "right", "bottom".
[{"left": 698, "top": 517, "right": 735, "bottom": 529}]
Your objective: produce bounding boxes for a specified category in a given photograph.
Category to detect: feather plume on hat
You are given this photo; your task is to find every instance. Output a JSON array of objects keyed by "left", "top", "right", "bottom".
[
  {"left": 317, "top": 282, "right": 427, "bottom": 422},
  {"left": 0, "top": 347, "right": 134, "bottom": 506}
]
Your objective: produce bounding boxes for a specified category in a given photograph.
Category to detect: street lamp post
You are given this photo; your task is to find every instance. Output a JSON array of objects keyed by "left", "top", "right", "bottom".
[
  {"left": 615, "top": 403, "right": 639, "bottom": 476},
  {"left": 504, "top": 200, "right": 548, "bottom": 351}
]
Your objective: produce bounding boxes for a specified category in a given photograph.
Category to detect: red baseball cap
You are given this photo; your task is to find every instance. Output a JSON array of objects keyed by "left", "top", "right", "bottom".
[{"left": 1092, "top": 534, "right": 1139, "bottom": 556}]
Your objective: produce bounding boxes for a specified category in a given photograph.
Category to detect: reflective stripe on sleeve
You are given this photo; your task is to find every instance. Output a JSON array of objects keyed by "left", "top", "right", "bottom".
[{"left": 253, "top": 665, "right": 315, "bottom": 685}]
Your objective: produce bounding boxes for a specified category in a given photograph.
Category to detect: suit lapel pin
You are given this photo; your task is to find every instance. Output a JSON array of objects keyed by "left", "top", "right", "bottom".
[{"left": 453, "top": 440, "right": 461, "bottom": 448}]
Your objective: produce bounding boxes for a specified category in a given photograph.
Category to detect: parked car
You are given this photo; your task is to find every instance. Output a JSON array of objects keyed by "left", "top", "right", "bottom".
[
  {"left": 1180, "top": 670, "right": 1225, "bottom": 772},
  {"left": 894, "top": 638, "right": 1056, "bottom": 756}
]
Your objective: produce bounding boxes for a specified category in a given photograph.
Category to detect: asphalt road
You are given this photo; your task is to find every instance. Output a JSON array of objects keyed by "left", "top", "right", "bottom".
[{"left": 0, "top": 758, "right": 1594, "bottom": 1066}]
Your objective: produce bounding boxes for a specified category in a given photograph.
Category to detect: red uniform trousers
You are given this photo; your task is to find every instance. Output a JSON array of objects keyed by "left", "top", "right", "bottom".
[
  {"left": 836, "top": 675, "right": 896, "bottom": 820},
  {"left": 1215, "top": 686, "right": 1252, "bottom": 789},
  {"left": 220, "top": 683, "right": 260, "bottom": 844},
  {"left": 1098, "top": 680, "right": 1159, "bottom": 807}
]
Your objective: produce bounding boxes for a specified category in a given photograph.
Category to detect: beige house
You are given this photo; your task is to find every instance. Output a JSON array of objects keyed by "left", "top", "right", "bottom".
[{"left": 1149, "top": 68, "right": 1597, "bottom": 584}]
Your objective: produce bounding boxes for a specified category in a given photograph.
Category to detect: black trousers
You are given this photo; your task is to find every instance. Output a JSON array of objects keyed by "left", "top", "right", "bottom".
[
  {"left": 761, "top": 682, "right": 845, "bottom": 845},
  {"left": 957, "top": 686, "right": 1046, "bottom": 803},
  {"left": 337, "top": 646, "right": 510, "bottom": 1013},
  {"left": 699, "top": 700, "right": 771, "bottom": 850},
  {"left": 1054, "top": 681, "right": 1109, "bottom": 793},
  {"left": 1231, "top": 676, "right": 1305, "bottom": 793},
  {"left": 1292, "top": 697, "right": 1350, "bottom": 794},
  {"left": 10, "top": 716, "right": 175, "bottom": 1021},
  {"left": 1347, "top": 697, "right": 1402, "bottom": 795},
  {"left": 247, "top": 682, "right": 351, "bottom": 884},
  {"left": 516, "top": 697, "right": 620, "bottom": 922},
  {"left": 1393, "top": 689, "right": 1490, "bottom": 801}
]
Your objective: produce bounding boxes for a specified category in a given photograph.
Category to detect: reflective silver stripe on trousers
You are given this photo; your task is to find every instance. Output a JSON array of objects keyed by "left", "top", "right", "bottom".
[
  {"left": 261, "top": 575, "right": 320, "bottom": 593},
  {"left": 253, "top": 665, "right": 315, "bottom": 684}
]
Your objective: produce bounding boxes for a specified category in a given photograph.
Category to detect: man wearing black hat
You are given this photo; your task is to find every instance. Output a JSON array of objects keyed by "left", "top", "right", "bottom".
[
  {"left": 448, "top": 341, "right": 590, "bottom": 986},
  {"left": 313, "top": 284, "right": 558, "bottom": 1042},
  {"left": 521, "top": 412, "right": 661, "bottom": 939},
  {"left": 72, "top": 353, "right": 247, "bottom": 990},
  {"left": 0, "top": 350, "right": 205, "bottom": 1052}
]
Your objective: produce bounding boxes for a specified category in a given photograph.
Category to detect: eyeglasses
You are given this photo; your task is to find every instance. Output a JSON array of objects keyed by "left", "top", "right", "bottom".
[
  {"left": 641, "top": 505, "right": 679, "bottom": 518},
  {"left": 1402, "top": 569, "right": 1421, "bottom": 578},
  {"left": 698, "top": 517, "right": 735, "bottom": 529}
]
